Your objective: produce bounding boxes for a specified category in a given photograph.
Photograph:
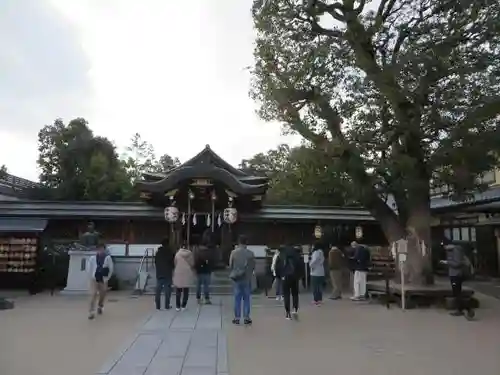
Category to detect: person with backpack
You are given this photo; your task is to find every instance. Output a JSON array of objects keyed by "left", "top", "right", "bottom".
[
  {"left": 350, "top": 241, "right": 371, "bottom": 301},
  {"left": 440, "top": 239, "right": 475, "bottom": 320},
  {"left": 154, "top": 238, "right": 174, "bottom": 310},
  {"left": 309, "top": 242, "right": 325, "bottom": 305},
  {"left": 275, "top": 243, "right": 303, "bottom": 319},
  {"left": 195, "top": 231, "right": 216, "bottom": 305},
  {"left": 87, "top": 243, "right": 114, "bottom": 320},
  {"left": 229, "top": 234, "right": 255, "bottom": 325}
]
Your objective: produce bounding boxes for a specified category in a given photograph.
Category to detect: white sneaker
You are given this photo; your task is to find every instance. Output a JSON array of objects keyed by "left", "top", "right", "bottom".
[
  {"left": 350, "top": 296, "right": 362, "bottom": 301},
  {"left": 280, "top": 296, "right": 284, "bottom": 301},
  {"left": 176, "top": 308, "right": 181, "bottom": 312},
  {"left": 275, "top": 296, "right": 280, "bottom": 301},
  {"left": 181, "top": 307, "right": 186, "bottom": 311}
]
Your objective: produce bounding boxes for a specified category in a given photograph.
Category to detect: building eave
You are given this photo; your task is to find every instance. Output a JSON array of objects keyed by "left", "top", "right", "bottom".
[{"left": 0, "top": 201, "right": 373, "bottom": 221}]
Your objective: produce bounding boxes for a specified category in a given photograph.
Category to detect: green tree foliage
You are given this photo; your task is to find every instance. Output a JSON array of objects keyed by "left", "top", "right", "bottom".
[
  {"left": 240, "top": 144, "right": 359, "bottom": 206},
  {"left": 0, "top": 165, "right": 7, "bottom": 180},
  {"left": 37, "top": 118, "right": 133, "bottom": 201},
  {"left": 156, "top": 154, "right": 181, "bottom": 173},
  {"left": 250, "top": 0, "right": 500, "bottom": 284},
  {"left": 123, "top": 133, "right": 180, "bottom": 181}
]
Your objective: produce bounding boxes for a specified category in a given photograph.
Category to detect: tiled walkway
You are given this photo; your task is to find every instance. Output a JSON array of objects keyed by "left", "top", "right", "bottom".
[{"left": 97, "top": 303, "right": 228, "bottom": 375}]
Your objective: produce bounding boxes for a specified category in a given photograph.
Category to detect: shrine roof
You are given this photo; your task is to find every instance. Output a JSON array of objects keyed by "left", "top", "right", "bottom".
[
  {"left": 136, "top": 145, "right": 269, "bottom": 195},
  {"left": 0, "top": 200, "right": 374, "bottom": 220},
  {"left": 1, "top": 186, "right": 498, "bottom": 220}
]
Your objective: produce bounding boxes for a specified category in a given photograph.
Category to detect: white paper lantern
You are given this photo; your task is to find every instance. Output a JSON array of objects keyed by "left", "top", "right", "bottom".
[
  {"left": 314, "top": 225, "right": 322, "bottom": 239},
  {"left": 164, "top": 206, "right": 179, "bottom": 223},
  {"left": 223, "top": 207, "right": 238, "bottom": 224},
  {"left": 355, "top": 226, "right": 363, "bottom": 239}
]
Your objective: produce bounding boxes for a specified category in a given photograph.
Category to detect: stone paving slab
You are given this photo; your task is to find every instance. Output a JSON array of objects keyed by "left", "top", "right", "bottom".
[
  {"left": 225, "top": 293, "right": 500, "bottom": 375},
  {"left": 97, "top": 303, "right": 228, "bottom": 375}
]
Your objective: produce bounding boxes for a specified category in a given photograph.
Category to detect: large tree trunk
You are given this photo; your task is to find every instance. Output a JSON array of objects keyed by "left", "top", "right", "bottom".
[
  {"left": 369, "top": 195, "right": 434, "bottom": 286},
  {"left": 405, "top": 203, "right": 434, "bottom": 285}
]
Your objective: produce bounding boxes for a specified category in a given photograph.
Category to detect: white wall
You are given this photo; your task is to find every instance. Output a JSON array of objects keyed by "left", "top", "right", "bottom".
[{"left": 106, "top": 244, "right": 161, "bottom": 257}]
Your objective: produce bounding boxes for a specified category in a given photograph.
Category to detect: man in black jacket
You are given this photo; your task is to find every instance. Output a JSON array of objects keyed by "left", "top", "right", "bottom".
[
  {"left": 275, "top": 245, "right": 303, "bottom": 320},
  {"left": 350, "top": 241, "right": 371, "bottom": 301},
  {"left": 195, "top": 231, "right": 215, "bottom": 304},
  {"left": 155, "top": 238, "right": 174, "bottom": 310}
]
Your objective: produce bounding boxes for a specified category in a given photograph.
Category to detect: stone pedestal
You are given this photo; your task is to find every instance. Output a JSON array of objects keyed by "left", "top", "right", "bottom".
[{"left": 61, "top": 250, "right": 96, "bottom": 295}]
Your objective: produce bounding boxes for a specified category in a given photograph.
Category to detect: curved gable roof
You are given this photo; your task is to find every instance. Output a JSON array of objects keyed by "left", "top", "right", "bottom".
[{"left": 137, "top": 145, "right": 269, "bottom": 196}]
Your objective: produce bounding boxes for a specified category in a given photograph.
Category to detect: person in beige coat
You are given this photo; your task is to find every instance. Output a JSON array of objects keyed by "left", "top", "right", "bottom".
[{"left": 173, "top": 246, "right": 195, "bottom": 311}]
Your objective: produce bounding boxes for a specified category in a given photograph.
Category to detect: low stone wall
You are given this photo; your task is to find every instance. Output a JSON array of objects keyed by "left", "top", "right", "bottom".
[{"left": 113, "top": 255, "right": 270, "bottom": 290}]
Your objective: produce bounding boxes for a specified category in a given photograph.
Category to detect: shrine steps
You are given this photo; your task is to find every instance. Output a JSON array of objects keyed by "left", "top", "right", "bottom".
[{"left": 138, "top": 269, "right": 236, "bottom": 296}]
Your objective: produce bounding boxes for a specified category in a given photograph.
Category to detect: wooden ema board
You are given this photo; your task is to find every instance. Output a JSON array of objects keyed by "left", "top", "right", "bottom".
[{"left": 0, "top": 236, "right": 38, "bottom": 273}]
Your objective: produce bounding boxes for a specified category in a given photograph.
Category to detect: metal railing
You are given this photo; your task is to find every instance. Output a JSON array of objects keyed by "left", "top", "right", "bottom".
[{"left": 135, "top": 247, "right": 155, "bottom": 291}]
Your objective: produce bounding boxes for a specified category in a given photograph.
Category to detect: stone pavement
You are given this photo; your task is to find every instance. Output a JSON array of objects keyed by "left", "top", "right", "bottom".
[
  {"left": 97, "top": 301, "right": 228, "bottom": 375},
  {"left": 0, "top": 292, "right": 155, "bottom": 375},
  {"left": 225, "top": 293, "right": 500, "bottom": 375}
]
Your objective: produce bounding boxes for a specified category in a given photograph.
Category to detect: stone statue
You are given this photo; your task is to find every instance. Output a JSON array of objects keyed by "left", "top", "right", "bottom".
[{"left": 79, "top": 222, "right": 100, "bottom": 250}]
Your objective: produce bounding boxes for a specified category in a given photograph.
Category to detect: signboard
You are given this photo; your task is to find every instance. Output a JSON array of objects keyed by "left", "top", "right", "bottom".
[{"left": 191, "top": 179, "right": 212, "bottom": 186}]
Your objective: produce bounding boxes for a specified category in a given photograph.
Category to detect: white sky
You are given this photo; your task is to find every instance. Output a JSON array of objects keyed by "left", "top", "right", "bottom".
[{"left": 0, "top": 0, "right": 300, "bottom": 180}]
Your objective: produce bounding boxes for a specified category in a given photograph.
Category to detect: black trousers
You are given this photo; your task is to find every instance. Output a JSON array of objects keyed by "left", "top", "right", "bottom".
[
  {"left": 175, "top": 287, "right": 189, "bottom": 308},
  {"left": 283, "top": 277, "right": 299, "bottom": 313},
  {"left": 450, "top": 275, "right": 464, "bottom": 311}
]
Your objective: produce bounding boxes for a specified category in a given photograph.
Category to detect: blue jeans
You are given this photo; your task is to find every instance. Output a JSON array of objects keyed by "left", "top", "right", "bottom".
[
  {"left": 311, "top": 276, "right": 324, "bottom": 302},
  {"left": 196, "top": 273, "right": 211, "bottom": 300},
  {"left": 155, "top": 277, "right": 172, "bottom": 309},
  {"left": 233, "top": 279, "right": 251, "bottom": 319}
]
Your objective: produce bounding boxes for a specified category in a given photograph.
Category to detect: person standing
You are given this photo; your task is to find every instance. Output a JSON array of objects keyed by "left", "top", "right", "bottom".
[
  {"left": 328, "top": 246, "right": 345, "bottom": 300},
  {"left": 195, "top": 231, "right": 215, "bottom": 305},
  {"left": 270, "top": 248, "right": 284, "bottom": 301},
  {"left": 229, "top": 235, "right": 255, "bottom": 325},
  {"left": 350, "top": 241, "right": 371, "bottom": 301},
  {"left": 173, "top": 244, "right": 195, "bottom": 311},
  {"left": 309, "top": 242, "right": 325, "bottom": 305},
  {"left": 87, "top": 243, "right": 114, "bottom": 320},
  {"left": 154, "top": 238, "right": 174, "bottom": 310},
  {"left": 275, "top": 244, "right": 303, "bottom": 320},
  {"left": 440, "top": 239, "right": 475, "bottom": 320}
]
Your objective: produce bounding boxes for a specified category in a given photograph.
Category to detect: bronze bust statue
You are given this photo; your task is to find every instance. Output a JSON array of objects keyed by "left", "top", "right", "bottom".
[{"left": 80, "top": 222, "right": 100, "bottom": 250}]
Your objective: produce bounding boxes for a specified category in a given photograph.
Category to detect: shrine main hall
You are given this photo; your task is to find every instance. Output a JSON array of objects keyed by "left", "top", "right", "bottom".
[{"left": 0, "top": 145, "right": 499, "bottom": 289}]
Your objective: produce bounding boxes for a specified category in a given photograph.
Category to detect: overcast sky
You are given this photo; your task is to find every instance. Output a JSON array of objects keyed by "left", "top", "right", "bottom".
[{"left": 0, "top": 0, "right": 299, "bottom": 180}]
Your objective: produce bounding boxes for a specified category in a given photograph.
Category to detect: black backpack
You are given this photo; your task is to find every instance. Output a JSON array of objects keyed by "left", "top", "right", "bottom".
[{"left": 280, "top": 254, "right": 296, "bottom": 278}]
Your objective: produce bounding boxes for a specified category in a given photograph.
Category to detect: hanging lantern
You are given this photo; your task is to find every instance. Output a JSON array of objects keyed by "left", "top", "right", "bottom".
[
  {"left": 164, "top": 206, "right": 179, "bottom": 223},
  {"left": 223, "top": 207, "right": 238, "bottom": 224},
  {"left": 355, "top": 225, "right": 363, "bottom": 239},
  {"left": 314, "top": 225, "right": 322, "bottom": 239}
]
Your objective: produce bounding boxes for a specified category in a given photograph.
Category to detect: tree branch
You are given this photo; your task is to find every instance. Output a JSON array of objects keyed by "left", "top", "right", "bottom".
[{"left": 459, "top": 97, "right": 500, "bottom": 128}]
